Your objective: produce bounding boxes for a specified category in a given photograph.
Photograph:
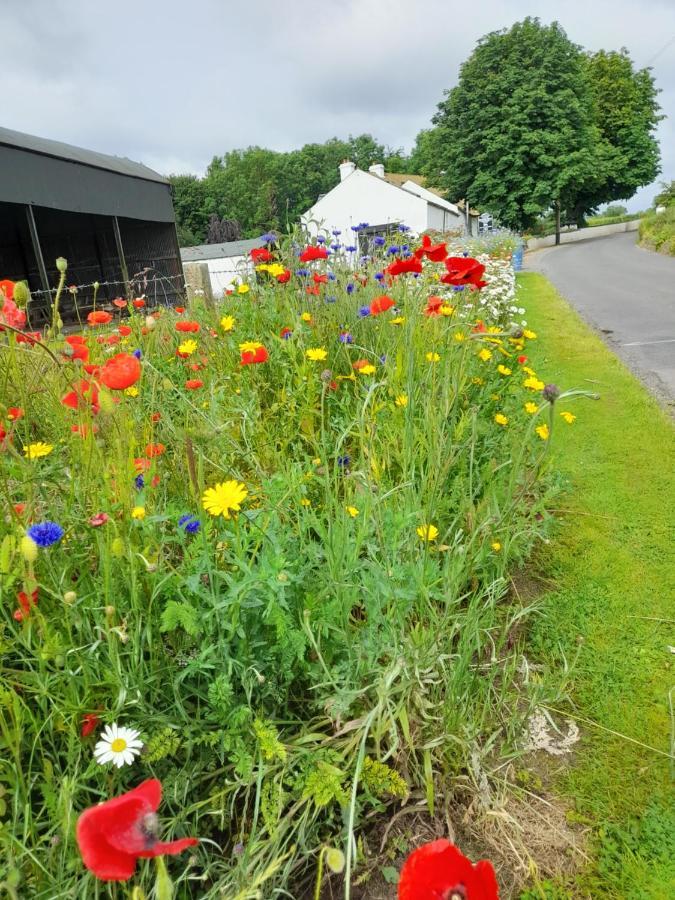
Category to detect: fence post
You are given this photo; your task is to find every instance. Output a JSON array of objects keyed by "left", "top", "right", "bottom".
[{"left": 183, "top": 262, "right": 214, "bottom": 309}]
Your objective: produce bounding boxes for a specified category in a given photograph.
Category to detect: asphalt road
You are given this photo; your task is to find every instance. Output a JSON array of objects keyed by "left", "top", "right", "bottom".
[{"left": 526, "top": 231, "right": 675, "bottom": 409}]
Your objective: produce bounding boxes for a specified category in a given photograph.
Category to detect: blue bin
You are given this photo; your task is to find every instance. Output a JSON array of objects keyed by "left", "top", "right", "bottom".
[{"left": 512, "top": 243, "right": 524, "bottom": 271}]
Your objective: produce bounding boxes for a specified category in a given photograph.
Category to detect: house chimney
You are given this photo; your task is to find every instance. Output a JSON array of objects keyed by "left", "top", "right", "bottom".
[
  {"left": 339, "top": 160, "right": 356, "bottom": 181},
  {"left": 369, "top": 163, "right": 385, "bottom": 178}
]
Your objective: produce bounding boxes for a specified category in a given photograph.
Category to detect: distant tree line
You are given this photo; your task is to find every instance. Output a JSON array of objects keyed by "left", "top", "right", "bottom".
[
  {"left": 171, "top": 136, "right": 413, "bottom": 245},
  {"left": 170, "top": 18, "right": 662, "bottom": 245}
]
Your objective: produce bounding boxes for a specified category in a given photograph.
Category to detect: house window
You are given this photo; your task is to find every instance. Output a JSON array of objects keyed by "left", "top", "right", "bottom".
[{"left": 357, "top": 223, "right": 399, "bottom": 255}]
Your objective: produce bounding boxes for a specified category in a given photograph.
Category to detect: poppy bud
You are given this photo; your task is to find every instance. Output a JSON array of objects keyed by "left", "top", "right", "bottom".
[
  {"left": 325, "top": 847, "right": 345, "bottom": 874},
  {"left": 105, "top": 605, "right": 115, "bottom": 618},
  {"left": 542, "top": 383, "right": 560, "bottom": 403},
  {"left": 20, "top": 535, "right": 38, "bottom": 562},
  {"left": 63, "top": 590, "right": 77, "bottom": 604},
  {"left": 12, "top": 281, "right": 30, "bottom": 307},
  {"left": 320, "top": 369, "right": 333, "bottom": 382},
  {"left": 111, "top": 537, "right": 125, "bottom": 557},
  {"left": 56, "top": 257, "right": 68, "bottom": 274}
]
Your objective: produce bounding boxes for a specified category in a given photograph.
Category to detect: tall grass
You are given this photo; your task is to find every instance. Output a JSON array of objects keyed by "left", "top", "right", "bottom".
[{"left": 1, "top": 234, "right": 566, "bottom": 897}]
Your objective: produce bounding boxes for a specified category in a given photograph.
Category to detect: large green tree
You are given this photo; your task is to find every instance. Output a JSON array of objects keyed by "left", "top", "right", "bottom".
[
  {"left": 429, "top": 18, "right": 602, "bottom": 232},
  {"left": 566, "top": 49, "right": 661, "bottom": 223}
]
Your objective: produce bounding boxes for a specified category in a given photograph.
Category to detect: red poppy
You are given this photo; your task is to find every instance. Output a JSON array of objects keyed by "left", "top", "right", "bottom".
[
  {"left": 472, "top": 320, "right": 486, "bottom": 333},
  {"left": 240, "top": 345, "right": 269, "bottom": 365},
  {"left": 352, "top": 358, "right": 370, "bottom": 370},
  {"left": 99, "top": 353, "right": 141, "bottom": 390},
  {"left": 89, "top": 512, "right": 109, "bottom": 527},
  {"left": 175, "top": 306, "right": 185, "bottom": 314},
  {"left": 299, "top": 245, "right": 328, "bottom": 263},
  {"left": 185, "top": 379, "right": 203, "bottom": 390},
  {"left": 105, "top": 334, "right": 121, "bottom": 346},
  {"left": 15, "top": 331, "right": 42, "bottom": 345},
  {"left": 145, "top": 443, "right": 165, "bottom": 458},
  {"left": 313, "top": 273, "right": 328, "bottom": 284},
  {"left": 518, "top": 355, "right": 527, "bottom": 365},
  {"left": 118, "top": 325, "right": 132, "bottom": 336},
  {"left": 370, "top": 295, "right": 395, "bottom": 315},
  {"left": 134, "top": 458, "right": 151, "bottom": 473},
  {"left": 64, "top": 335, "right": 90, "bottom": 362},
  {"left": 385, "top": 256, "right": 423, "bottom": 277},
  {"left": 0, "top": 297, "right": 27, "bottom": 329},
  {"left": 415, "top": 234, "right": 448, "bottom": 263},
  {"left": 132, "top": 298, "right": 146, "bottom": 309},
  {"left": 151, "top": 412, "right": 162, "bottom": 422},
  {"left": 151, "top": 475, "right": 160, "bottom": 488},
  {"left": 76, "top": 778, "right": 198, "bottom": 882},
  {"left": 280, "top": 327, "right": 293, "bottom": 339},
  {"left": 276, "top": 268, "right": 291, "bottom": 284},
  {"left": 175, "top": 320, "right": 200, "bottom": 333},
  {"left": 441, "top": 257, "right": 487, "bottom": 289},
  {"left": 16, "top": 588, "right": 38, "bottom": 620},
  {"left": 61, "top": 379, "right": 100, "bottom": 414},
  {"left": 80, "top": 713, "right": 101, "bottom": 737},
  {"left": 0, "top": 279, "right": 15, "bottom": 300},
  {"left": 14, "top": 503, "right": 26, "bottom": 515},
  {"left": 83, "top": 364, "right": 101, "bottom": 377},
  {"left": 87, "top": 310, "right": 113, "bottom": 326},
  {"left": 112, "top": 298, "right": 128, "bottom": 309},
  {"left": 250, "top": 247, "right": 273, "bottom": 264},
  {"left": 7, "top": 407, "right": 24, "bottom": 421},
  {"left": 398, "top": 840, "right": 498, "bottom": 900},
  {"left": 423, "top": 295, "right": 444, "bottom": 318},
  {"left": 305, "top": 285, "right": 321, "bottom": 296}
]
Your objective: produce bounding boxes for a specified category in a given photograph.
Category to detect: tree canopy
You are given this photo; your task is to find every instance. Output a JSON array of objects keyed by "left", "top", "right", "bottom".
[
  {"left": 170, "top": 135, "right": 411, "bottom": 245},
  {"left": 422, "top": 19, "right": 661, "bottom": 230}
]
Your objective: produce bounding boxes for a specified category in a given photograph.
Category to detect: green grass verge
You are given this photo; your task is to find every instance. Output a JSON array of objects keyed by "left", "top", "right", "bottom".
[
  {"left": 639, "top": 206, "right": 675, "bottom": 255},
  {"left": 518, "top": 273, "right": 675, "bottom": 899}
]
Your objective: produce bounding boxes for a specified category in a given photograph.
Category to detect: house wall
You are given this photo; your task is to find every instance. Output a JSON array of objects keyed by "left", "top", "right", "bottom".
[
  {"left": 302, "top": 170, "right": 429, "bottom": 238},
  {"left": 426, "top": 204, "right": 463, "bottom": 233},
  {"left": 204, "top": 255, "right": 251, "bottom": 296}
]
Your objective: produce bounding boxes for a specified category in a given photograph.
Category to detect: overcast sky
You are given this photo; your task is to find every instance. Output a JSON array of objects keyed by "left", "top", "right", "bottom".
[{"left": 2, "top": 0, "right": 673, "bottom": 212}]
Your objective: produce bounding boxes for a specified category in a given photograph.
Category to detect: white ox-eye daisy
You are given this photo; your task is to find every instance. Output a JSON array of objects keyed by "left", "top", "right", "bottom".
[{"left": 93, "top": 723, "right": 143, "bottom": 768}]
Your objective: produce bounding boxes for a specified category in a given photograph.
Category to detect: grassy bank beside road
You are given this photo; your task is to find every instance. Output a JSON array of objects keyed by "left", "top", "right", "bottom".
[{"left": 518, "top": 273, "right": 674, "bottom": 898}]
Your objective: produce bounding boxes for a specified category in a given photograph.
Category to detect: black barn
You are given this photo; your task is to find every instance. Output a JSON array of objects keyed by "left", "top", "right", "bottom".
[{"left": 0, "top": 127, "right": 183, "bottom": 323}]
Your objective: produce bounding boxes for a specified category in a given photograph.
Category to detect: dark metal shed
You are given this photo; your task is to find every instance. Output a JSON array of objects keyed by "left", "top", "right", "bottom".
[{"left": 0, "top": 127, "right": 184, "bottom": 322}]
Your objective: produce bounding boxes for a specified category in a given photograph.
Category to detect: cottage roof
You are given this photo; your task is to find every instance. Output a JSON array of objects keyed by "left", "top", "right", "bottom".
[{"left": 180, "top": 237, "right": 264, "bottom": 261}]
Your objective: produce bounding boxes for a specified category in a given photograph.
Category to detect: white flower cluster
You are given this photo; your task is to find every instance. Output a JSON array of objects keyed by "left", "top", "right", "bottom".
[{"left": 475, "top": 255, "right": 526, "bottom": 328}]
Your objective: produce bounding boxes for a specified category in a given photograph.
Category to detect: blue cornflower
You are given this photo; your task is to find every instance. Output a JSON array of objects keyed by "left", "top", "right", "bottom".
[
  {"left": 337, "top": 454, "right": 351, "bottom": 469},
  {"left": 374, "top": 272, "right": 385, "bottom": 282},
  {"left": 359, "top": 222, "right": 369, "bottom": 229},
  {"left": 386, "top": 245, "right": 399, "bottom": 255},
  {"left": 325, "top": 295, "right": 337, "bottom": 304},
  {"left": 379, "top": 354, "right": 387, "bottom": 364},
  {"left": 330, "top": 243, "right": 341, "bottom": 251},
  {"left": 328, "top": 272, "right": 336, "bottom": 281},
  {"left": 402, "top": 249, "right": 413, "bottom": 258},
  {"left": 462, "top": 250, "right": 469, "bottom": 257},
  {"left": 332, "top": 229, "right": 341, "bottom": 236},
  {"left": 260, "top": 231, "right": 277, "bottom": 244},
  {"left": 132, "top": 349, "right": 142, "bottom": 359},
  {"left": 453, "top": 285, "right": 466, "bottom": 292},
  {"left": 401, "top": 244, "right": 410, "bottom": 253},
  {"left": 351, "top": 225, "right": 360, "bottom": 232},
  {"left": 358, "top": 306, "right": 371, "bottom": 318},
  {"left": 373, "top": 235, "right": 385, "bottom": 247},
  {"left": 295, "top": 268, "right": 309, "bottom": 278},
  {"left": 360, "top": 255, "right": 371, "bottom": 264},
  {"left": 339, "top": 331, "right": 353, "bottom": 344},
  {"left": 345, "top": 245, "right": 357, "bottom": 252},
  {"left": 346, "top": 283, "right": 355, "bottom": 294},
  {"left": 398, "top": 224, "right": 410, "bottom": 233},
  {"left": 317, "top": 236, "right": 326, "bottom": 244},
  {"left": 134, "top": 474, "right": 145, "bottom": 490},
  {"left": 27, "top": 521, "right": 64, "bottom": 548},
  {"left": 178, "top": 514, "right": 201, "bottom": 534}
]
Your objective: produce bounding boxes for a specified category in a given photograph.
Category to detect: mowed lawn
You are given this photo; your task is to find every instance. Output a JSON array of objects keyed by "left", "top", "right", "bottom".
[{"left": 518, "top": 273, "right": 674, "bottom": 898}]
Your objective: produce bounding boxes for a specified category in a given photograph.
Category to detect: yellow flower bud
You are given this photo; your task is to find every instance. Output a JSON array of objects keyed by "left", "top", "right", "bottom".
[
  {"left": 63, "top": 590, "right": 77, "bottom": 604},
  {"left": 21, "top": 535, "right": 38, "bottom": 562}
]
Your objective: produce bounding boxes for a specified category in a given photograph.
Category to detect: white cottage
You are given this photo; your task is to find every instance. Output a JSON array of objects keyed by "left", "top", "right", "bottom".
[{"left": 301, "top": 161, "right": 478, "bottom": 241}]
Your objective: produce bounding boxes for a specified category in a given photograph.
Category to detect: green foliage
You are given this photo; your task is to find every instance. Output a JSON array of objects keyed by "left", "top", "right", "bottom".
[
  {"left": 423, "top": 21, "right": 661, "bottom": 229},
  {"left": 430, "top": 19, "right": 599, "bottom": 230},
  {"left": 160, "top": 599, "right": 200, "bottom": 635},
  {"left": 602, "top": 204, "right": 628, "bottom": 217},
  {"left": 143, "top": 727, "right": 181, "bottom": 764},
  {"left": 639, "top": 204, "right": 675, "bottom": 255},
  {"left": 653, "top": 179, "right": 675, "bottom": 207},
  {"left": 361, "top": 756, "right": 408, "bottom": 800},
  {"left": 302, "top": 761, "right": 349, "bottom": 809}
]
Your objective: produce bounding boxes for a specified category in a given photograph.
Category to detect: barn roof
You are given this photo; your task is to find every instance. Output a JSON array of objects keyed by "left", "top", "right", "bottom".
[
  {"left": 0, "top": 127, "right": 175, "bottom": 222},
  {"left": 0, "top": 127, "right": 168, "bottom": 183},
  {"left": 180, "top": 237, "right": 264, "bottom": 262}
]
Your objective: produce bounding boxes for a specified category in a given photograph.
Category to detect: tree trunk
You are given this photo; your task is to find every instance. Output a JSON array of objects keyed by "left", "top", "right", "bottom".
[{"left": 555, "top": 200, "right": 561, "bottom": 246}]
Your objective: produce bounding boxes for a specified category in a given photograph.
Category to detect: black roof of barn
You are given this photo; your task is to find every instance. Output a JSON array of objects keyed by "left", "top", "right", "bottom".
[{"left": 0, "top": 126, "right": 175, "bottom": 222}]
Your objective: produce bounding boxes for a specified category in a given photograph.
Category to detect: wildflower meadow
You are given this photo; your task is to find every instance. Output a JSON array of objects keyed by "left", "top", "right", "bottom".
[{"left": 0, "top": 230, "right": 588, "bottom": 898}]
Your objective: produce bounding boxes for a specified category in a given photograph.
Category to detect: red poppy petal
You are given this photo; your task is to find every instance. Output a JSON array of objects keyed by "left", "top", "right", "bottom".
[
  {"left": 137, "top": 837, "right": 199, "bottom": 858},
  {"left": 398, "top": 840, "right": 489, "bottom": 900},
  {"left": 78, "top": 834, "right": 138, "bottom": 881}
]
